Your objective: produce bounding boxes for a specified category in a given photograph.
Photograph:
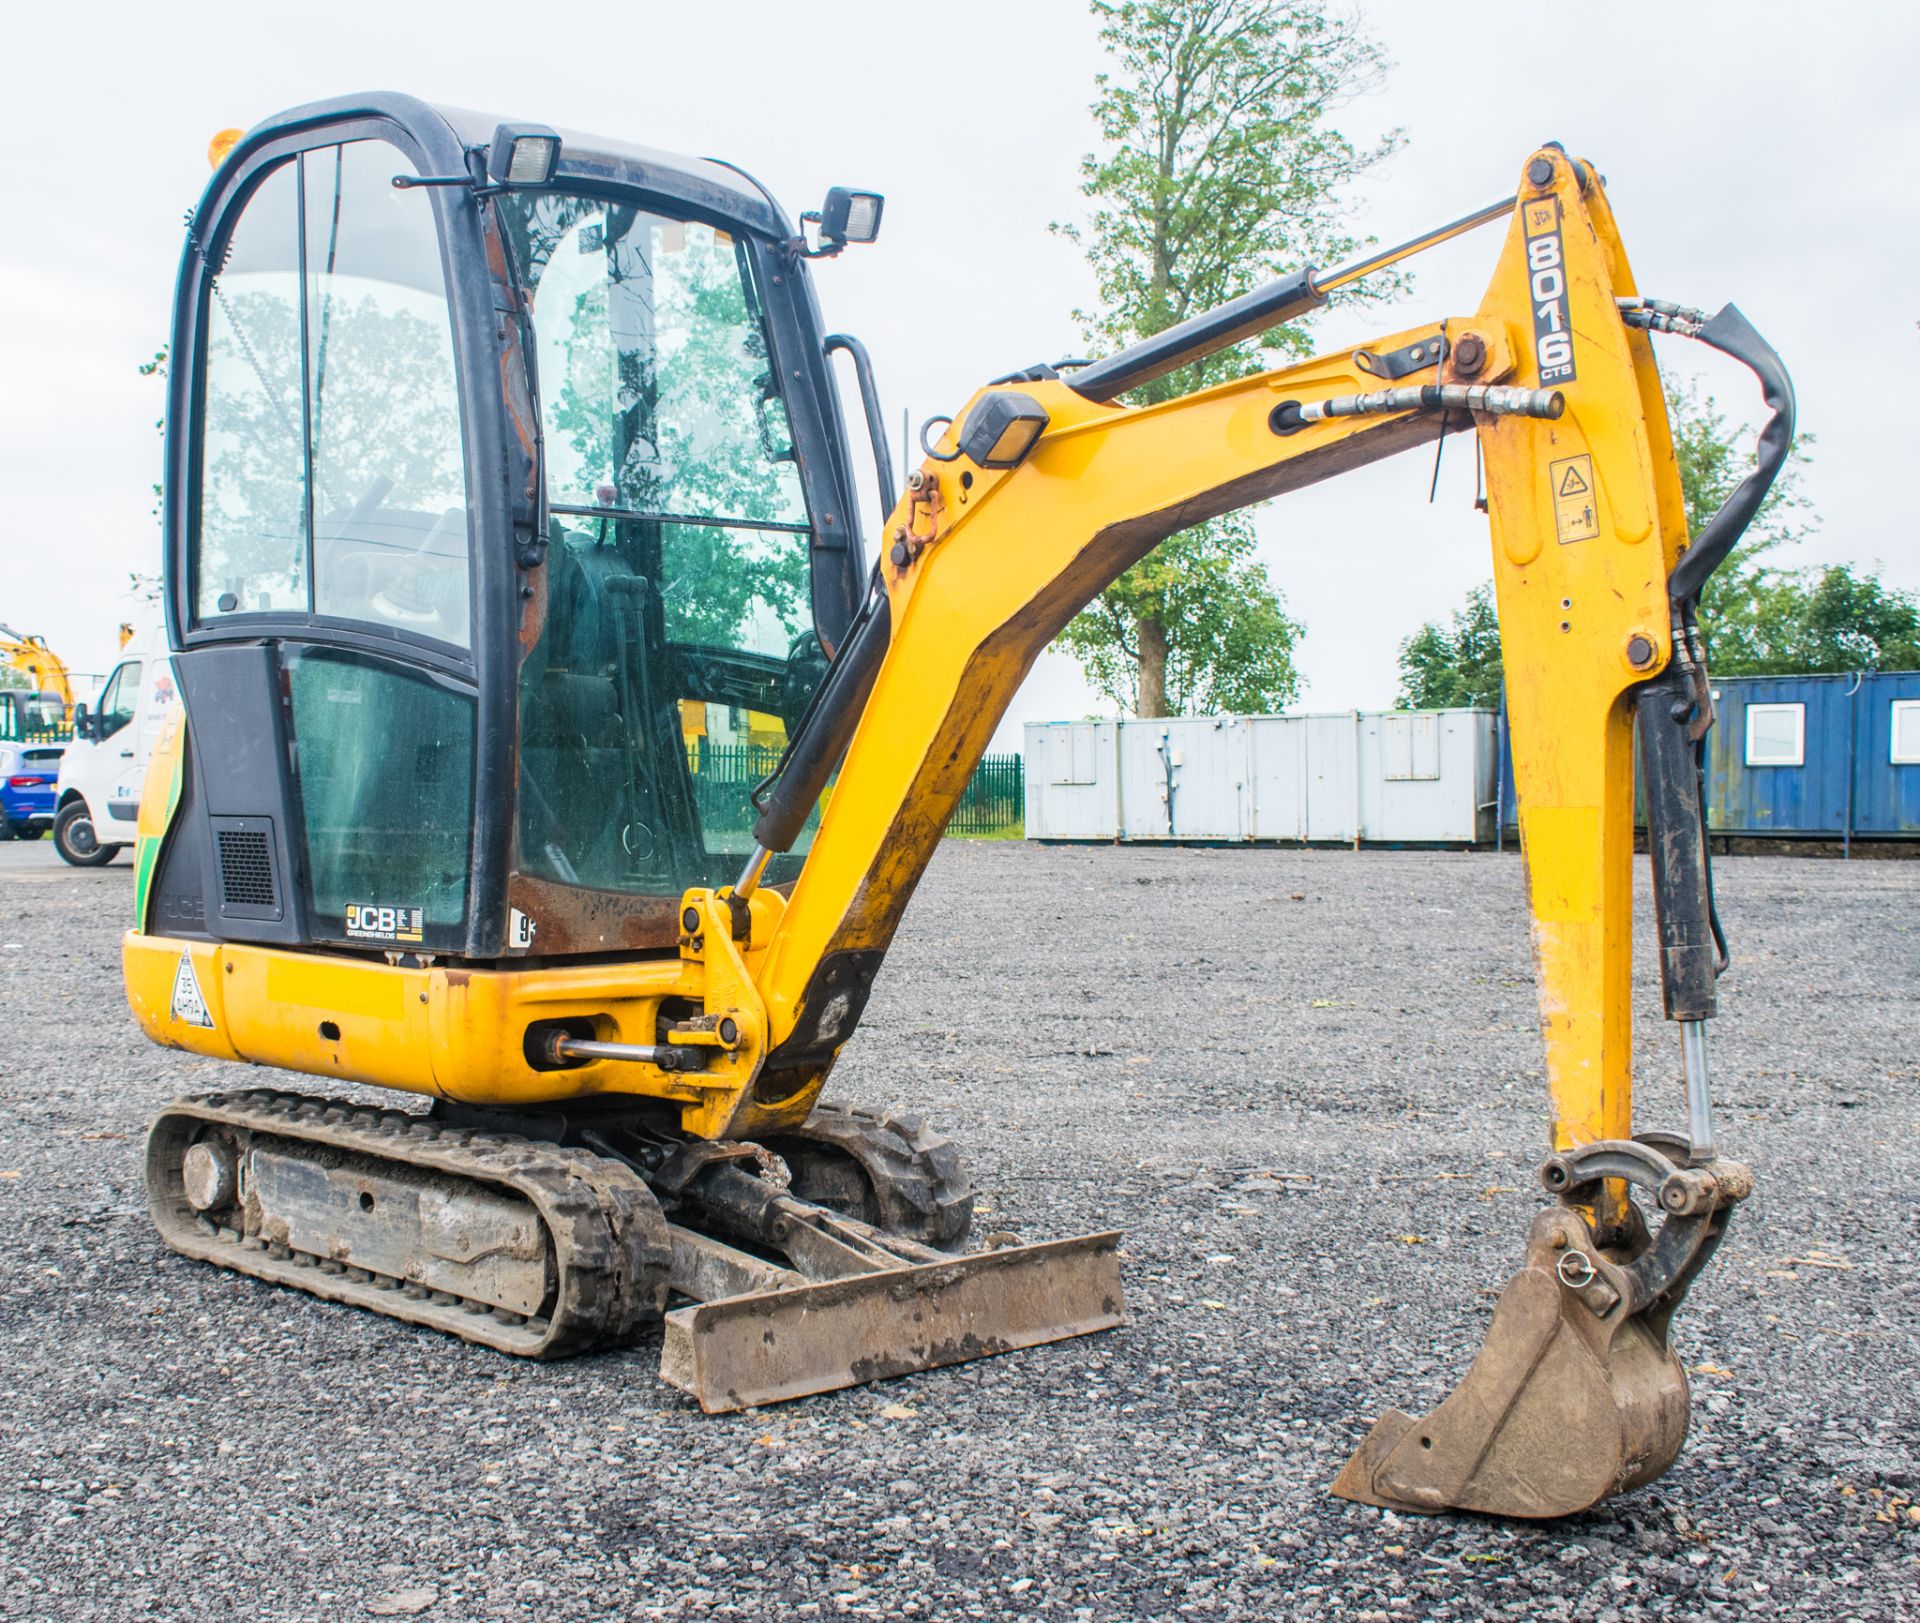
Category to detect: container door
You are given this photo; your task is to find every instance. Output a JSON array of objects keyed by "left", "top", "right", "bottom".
[
  {"left": 1303, "top": 715, "right": 1359, "bottom": 842},
  {"left": 1246, "top": 716, "right": 1306, "bottom": 842}
]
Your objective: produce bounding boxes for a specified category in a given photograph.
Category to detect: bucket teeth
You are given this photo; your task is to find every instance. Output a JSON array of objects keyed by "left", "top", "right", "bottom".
[
  {"left": 1332, "top": 1209, "right": 1700, "bottom": 1518},
  {"left": 1334, "top": 1141, "right": 1750, "bottom": 1519}
]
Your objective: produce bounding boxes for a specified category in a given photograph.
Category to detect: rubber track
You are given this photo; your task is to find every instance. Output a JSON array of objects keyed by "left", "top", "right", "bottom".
[
  {"left": 145, "top": 1089, "right": 672, "bottom": 1359},
  {"left": 764, "top": 1102, "right": 975, "bottom": 1251}
]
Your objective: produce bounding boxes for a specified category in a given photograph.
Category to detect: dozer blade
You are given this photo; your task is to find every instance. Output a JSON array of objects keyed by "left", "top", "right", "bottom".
[
  {"left": 659, "top": 1230, "right": 1125, "bottom": 1412},
  {"left": 1332, "top": 1143, "right": 1750, "bottom": 1519}
]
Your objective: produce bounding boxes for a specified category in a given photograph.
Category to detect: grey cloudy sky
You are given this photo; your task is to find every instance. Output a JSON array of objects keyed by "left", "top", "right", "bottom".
[{"left": 2, "top": 0, "right": 1913, "bottom": 748}]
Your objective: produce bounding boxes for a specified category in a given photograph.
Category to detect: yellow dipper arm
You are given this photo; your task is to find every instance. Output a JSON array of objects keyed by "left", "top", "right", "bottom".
[{"left": 749, "top": 146, "right": 1687, "bottom": 1167}]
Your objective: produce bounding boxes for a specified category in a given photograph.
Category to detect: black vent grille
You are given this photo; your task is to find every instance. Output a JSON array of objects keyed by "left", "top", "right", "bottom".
[{"left": 216, "top": 827, "right": 276, "bottom": 908}]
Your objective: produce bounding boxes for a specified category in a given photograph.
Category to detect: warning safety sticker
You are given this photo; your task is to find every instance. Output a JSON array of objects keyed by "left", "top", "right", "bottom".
[
  {"left": 1550, "top": 454, "right": 1599, "bottom": 544},
  {"left": 171, "top": 951, "right": 214, "bottom": 1028}
]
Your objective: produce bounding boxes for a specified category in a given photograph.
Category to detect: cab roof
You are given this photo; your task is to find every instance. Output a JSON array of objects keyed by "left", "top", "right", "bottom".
[{"left": 237, "top": 91, "right": 792, "bottom": 240}]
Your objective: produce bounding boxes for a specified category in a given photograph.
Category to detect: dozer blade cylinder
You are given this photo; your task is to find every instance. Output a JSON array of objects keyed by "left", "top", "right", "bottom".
[{"left": 658, "top": 1231, "right": 1125, "bottom": 1413}]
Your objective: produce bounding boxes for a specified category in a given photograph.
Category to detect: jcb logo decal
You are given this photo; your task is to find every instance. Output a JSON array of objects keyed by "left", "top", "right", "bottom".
[
  {"left": 1523, "top": 199, "right": 1576, "bottom": 386},
  {"left": 345, "top": 902, "right": 424, "bottom": 943}
]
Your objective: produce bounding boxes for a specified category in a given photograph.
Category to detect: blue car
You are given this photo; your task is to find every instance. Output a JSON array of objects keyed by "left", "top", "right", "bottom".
[
  {"left": 0, "top": 689, "right": 67, "bottom": 841},
  {"left": 0, "top": 739, "right": 63, "bottom": 840}
]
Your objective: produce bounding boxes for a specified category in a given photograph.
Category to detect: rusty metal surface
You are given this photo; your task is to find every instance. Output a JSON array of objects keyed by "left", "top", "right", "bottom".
[
  {"left": 502, "top": 873, "right": 689, "bottom": 955},
  {"left": 658, "top": 1231, "right": 1125, "bottom": 1413},
  {"left": 667, "top": 1224, "right": 805, "bottom": 1301},
  {"left": 1331, "top": 1164, "right": 1748, "bottom": 1519}
]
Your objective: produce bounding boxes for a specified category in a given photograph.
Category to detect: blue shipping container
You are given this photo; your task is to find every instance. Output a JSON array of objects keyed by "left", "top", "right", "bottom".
[{"left": 1497, "top": 670, "right": 1920, "bottom": 842}]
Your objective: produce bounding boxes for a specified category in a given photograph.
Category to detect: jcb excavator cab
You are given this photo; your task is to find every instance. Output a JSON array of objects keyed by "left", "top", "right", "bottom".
[
  {"left": 154, "top": 94, "right": 868, "bottom": 961},
  {"left": 137, "top": 94, "right": 1124, "bottom": 1408}
]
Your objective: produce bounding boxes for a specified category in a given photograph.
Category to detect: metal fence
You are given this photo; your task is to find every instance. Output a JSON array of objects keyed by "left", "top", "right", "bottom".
[
  {"left": 683, "top": 742, "right": 1024, "bottom": 839},
  {"left": 949, "top": 753, "right": 1025, "bottom": 835},
  {"left": 684, "top": 742, "right": 785, "bottom": 840}
]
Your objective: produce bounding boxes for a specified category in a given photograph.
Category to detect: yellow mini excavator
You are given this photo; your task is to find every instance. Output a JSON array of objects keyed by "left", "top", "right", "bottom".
[
  {"left": 125, "top": 96, "right": 1790, "bottom": 1519},
  {"left": 1, "top": 624, "right": 77, "bottom": 730}
]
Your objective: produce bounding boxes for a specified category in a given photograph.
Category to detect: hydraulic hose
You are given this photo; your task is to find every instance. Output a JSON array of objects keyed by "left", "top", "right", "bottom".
[
  {"left": 748, "top": 565, "right": 891, "bottom": 857},
  {"left": 1658, "top": 303, "right": 1796, "bottom": 607}
]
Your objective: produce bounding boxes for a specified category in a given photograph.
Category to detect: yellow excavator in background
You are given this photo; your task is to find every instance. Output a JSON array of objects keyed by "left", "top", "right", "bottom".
[
  {"left": 124, "top": 96, "right": 1791, "bottom": 1519},
  {"left": 0, "top": 624, "right": 77, "bottom": 728}
]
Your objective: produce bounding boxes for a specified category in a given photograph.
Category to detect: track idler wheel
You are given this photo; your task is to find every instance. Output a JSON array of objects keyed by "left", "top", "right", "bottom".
[
  {"left": 758, "top": 1102, "right": 974, "bottom": 1251},
  {"left": 1332, "top": 1138, "right": 1752, "bottom": 1518}
]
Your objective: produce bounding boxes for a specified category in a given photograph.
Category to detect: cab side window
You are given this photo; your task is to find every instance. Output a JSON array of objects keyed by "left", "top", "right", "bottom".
[
  {"left": 195, "top": 141, "right": 470, "bottom": 647},
  {"left": 198, "top": 165, "right": 306, "bottom": 618},
  {"left": 306, "top": 142, "right": 470, "bottom": 646},
  {"left": 96, "top": 663, "right": 142, "bottom": 740}
]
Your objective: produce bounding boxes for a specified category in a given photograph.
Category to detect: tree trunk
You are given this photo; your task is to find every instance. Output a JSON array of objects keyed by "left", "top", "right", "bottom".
[{"left": 1136, "top": 614, "right": 1169, "bottom": 718}]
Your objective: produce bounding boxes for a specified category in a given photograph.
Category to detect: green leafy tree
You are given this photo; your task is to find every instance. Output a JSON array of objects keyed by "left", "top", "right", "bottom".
[
  {"left": 1668, "top": 376, "right": 1814, "bottom": 658},
  {"left": 1395, "top": 581, "right": 1503, "bottom": 710},
  {"left": 1063, "top": 519, "right": 1303, "bottom": 713},
  {"left": 1749, "top": 566, "right": 1920, "bottom": 671},
  {"left": 1054, "top": 0, "right": 1399, "bottom": 716},
  {"left": 1669, "top": 379, "right": 1917, "bottom": 673},
  {"left": 142, "top": 346, "right": 168, "bottom": 522}
]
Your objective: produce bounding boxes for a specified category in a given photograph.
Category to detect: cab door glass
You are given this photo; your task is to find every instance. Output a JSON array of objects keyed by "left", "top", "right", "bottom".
[
  {"left": 305, "top": 142, "right": 471, "bottom": 647},
  {"left": 197, "top": 162, "right": 307, "bottom": 620},
  {"left": 193, "top": 141, "right": 470, "bottom": 648},
  {"left": 96, "top": 662, "right": 142, "bottom": 740},
  {"left": 497, "top": 195, "right": 825, "bottom": 895},
  {"left": 285, "top": 646, "right": 475, "bottom": 945}
]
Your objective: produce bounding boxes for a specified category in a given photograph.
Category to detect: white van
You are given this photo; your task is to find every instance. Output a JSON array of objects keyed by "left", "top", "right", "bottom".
[{"left": 53, "top": 623, "right": 175, "bottom": 867}]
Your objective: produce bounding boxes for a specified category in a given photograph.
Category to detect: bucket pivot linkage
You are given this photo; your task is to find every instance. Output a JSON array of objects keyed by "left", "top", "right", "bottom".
[{"left": 1332, "top": 1135, "right": 1752, "bottom": 1519}]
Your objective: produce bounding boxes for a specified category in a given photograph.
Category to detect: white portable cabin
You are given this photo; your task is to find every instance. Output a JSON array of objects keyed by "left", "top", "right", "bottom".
[{"left": 1024, "top": 710, "right": 1498, "bottom": 846}]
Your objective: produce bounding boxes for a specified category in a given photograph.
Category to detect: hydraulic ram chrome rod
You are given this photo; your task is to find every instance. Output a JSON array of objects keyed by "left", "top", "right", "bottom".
[{"left": 1066, "top": 192, "right": 1517, "bottom": 404}]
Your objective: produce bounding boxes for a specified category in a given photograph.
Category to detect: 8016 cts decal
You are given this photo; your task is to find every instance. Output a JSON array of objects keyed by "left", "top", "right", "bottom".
[{"left": 1523, "top": 198, "right": 1576, "bottom": 386}]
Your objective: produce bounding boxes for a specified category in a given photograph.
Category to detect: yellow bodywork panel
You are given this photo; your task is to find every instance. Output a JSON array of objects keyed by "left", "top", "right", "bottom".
[{"left": 123, "top": 932, "right": 747, "bottom": 1117}]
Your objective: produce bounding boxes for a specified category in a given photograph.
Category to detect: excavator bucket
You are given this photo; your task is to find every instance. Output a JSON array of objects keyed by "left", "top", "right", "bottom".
[
  {"left": 1332, "top": 1142, "right": 1750, "bottom": 1518},
  {"left": 660, "top": 1231, "right": 1126, "bottom": 1412}
]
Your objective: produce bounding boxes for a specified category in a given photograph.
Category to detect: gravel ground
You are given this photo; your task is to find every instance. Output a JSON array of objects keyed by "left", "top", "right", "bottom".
[{"left": 0, "top": 836, "right": 1915, "bottom": 1621}]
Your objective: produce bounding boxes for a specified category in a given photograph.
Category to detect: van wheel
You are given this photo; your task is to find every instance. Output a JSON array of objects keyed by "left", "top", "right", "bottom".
[{"left": 54, "top": 803, "right": 118, "bottom": 867}]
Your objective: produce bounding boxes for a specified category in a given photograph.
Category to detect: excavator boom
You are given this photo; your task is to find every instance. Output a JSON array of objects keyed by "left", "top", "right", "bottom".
[
  {"left": 122, "top": 102, "right": 1786, "bottom": 1512},
  {"left": 0, "top": 624, "right": 77, "bottom": 727}
]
